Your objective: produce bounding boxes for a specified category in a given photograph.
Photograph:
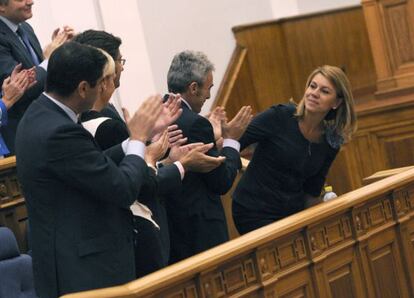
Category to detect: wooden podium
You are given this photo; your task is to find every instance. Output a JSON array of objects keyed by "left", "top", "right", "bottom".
[{"left": 361, "top": 0, "right": 414, "bottom": 97}]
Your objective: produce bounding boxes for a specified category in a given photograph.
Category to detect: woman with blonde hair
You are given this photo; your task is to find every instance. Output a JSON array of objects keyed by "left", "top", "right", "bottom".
[{"left": 232, "top": 65, "right": 357, "bottom": 235}]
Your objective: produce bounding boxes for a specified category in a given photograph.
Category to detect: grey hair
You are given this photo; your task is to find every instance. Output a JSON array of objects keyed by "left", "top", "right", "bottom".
[{"left": 167, "top": 50, "right": 215, "bottom": 93}]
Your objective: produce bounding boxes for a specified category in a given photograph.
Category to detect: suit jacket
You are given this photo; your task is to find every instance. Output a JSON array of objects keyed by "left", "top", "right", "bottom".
[
  {"left": 101, "top": 103, "right": 124, "bottom": 123},
  {"left": 0, "top": 20, "right": 46, "bottom": 153},
  {"left": 16, "top": 94, "right": 149, "bottom": 298},
  {"left": 166, "top": 104, "right": 241, "bottom": 263},
  {"left": 80, "top": 109, "right": 182, "bottom": 273},
  {"left": 80, "top": 110, "right": 182, "bottom": 203}
]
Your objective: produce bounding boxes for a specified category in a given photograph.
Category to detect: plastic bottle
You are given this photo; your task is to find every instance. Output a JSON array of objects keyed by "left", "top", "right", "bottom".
[{"left": 323, "top": 185, "right": 338, "bottom": 202}]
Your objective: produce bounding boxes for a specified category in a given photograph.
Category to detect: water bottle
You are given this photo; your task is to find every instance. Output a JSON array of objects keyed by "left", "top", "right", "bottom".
[{"left": 323, "top": 185, "right": 338, "bottom": 202}]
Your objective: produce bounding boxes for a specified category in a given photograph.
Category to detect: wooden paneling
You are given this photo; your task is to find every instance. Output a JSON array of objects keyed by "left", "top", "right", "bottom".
[
  {"left": 362, "top": 0, "right": 414, "bottom": 92},
  {"left": 213, "top": 5, "right": 402, "bottom": 197},
  {"left": 326, "top": 99, "right": 414, "bottom": 195},
  {"left": 63, "top": 167, "right": 414, "bottom": 298},
  {"left": 281, "top": 8, "right": 376, "bottom": 101},
  {"left": 0, "top": 157, "right": 28, "bottom": 252},
  {"left": 215, "top": 5, "right": 377, "bottom": 119}
]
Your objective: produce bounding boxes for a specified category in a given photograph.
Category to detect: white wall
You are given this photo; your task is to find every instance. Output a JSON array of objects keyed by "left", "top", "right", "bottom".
[
  {"left": 29, "top": 0, "right": 99, "bottom": 46},
  {"left": 136, "top": 0, "right": 274, "bottom": 114},
  {"left": 297, "top": 0, "right": 360, "bottom": 14},
  {"left": 98, "top": 0, "right": 156, "bottom": 113},
  {"left": 270, "top": 0, "right": 299, "bottom": 19},
  {"left": 26, "top": 0, "right": 361, "bottom": 114}
]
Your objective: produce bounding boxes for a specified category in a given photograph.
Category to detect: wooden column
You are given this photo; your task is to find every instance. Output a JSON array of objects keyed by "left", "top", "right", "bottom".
[{"left": 361, "top": 0, "right": 414, "bottom": 96}]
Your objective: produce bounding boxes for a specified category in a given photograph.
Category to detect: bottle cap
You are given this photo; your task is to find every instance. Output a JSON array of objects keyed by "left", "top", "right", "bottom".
[{"left": 324, "top": 185, "right": 333, "bottom": 192}]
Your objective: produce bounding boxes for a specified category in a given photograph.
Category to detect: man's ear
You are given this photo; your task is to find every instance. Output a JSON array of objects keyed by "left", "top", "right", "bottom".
[
  {"left": 188, "top": 81, "right": 198, "bottom": 95},
  {"left": 77, "top": 81, "right": 88, "bottom": 99}
]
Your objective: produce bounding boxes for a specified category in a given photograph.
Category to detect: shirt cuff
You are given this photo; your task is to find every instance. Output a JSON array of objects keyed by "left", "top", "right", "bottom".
[
  {"left": 223, "top": 139, "right": 240, "bottom": 152},
  {"left": 39, "top": 59, "right": 48, "bottom": 71},
  {"left": 122, "top": 138, "right": 145, "bottom": 159},
  {"left": 173, "top": 161, "right": 185, "bottom": 180},
  {"left": 0, "top": 99, "right": 7, "bottom": 126}
]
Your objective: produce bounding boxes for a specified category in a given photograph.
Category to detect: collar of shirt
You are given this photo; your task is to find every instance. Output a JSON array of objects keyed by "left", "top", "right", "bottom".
[
  {"left": 0, "top": 16, "right": 19, "bottom": 34},
  {"left": 43, "top": 92, "right": 78, "bottom": 123},
  {"left": 180, "top": 98, "right": 192, "bottom": 110}
]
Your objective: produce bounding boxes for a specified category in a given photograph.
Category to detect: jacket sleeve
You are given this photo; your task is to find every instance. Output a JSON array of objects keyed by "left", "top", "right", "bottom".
[
  {"left": 188, "top": 116, "right": 241, "bottom": 195},
  {"left": 156, "top": 164, "right": 182, "bottom": 195},
  {"left": 239, "top": 106, "right": 282, "bottom": 151},
  {"left": 46, "top": 124, "right": 148, "bottom": 209}
]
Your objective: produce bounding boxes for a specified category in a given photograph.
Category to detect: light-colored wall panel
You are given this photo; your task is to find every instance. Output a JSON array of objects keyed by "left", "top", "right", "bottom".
[
  {"left": 136, "top": 0, "right": 274, "bottom": 114},
  {"left": 270, "top": 0, "right": 299, "bottom": 19},
  {"left": 29, "top": 0, "right": 99, "bottom": 47},
  {"left": 98, "top": 0, "right": 156, "bottom": 114},
  {"left": 297, "top": 0, "right": 360, "bottom": 14}
]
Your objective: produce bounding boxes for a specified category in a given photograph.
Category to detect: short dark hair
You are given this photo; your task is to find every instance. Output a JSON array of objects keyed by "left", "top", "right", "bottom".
[
  {"left": 0, "top": 0, "right": 9, "bottom": 5},
  {"left": 73, "top": 30, "right": 122, "bottom": 60},
  {"left": 46, "top": 41, "right": 107, "bottom": 97}
]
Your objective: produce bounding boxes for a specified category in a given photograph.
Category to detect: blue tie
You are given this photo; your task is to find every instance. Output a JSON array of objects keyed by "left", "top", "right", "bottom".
[{"left": 16, "top": 26, "right": 40, "bottom": 65}]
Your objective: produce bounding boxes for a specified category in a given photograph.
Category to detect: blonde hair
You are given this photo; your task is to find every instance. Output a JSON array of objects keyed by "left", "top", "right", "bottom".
[
  {"left": 294, "top": 65, "right": 357, "bottom": 142},
  {"left": 98, "top": 48, "right": 115, "bottom": 78}
]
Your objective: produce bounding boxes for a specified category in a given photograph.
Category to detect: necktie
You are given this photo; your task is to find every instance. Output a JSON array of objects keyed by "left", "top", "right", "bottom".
[{"left": 16, "top": 26, "right": 40, "bottom": 65}]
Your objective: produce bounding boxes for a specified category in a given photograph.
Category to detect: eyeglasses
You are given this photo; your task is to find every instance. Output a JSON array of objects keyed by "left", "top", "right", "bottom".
[{"left": 117, "top": 58, "right": 126, "bottom": 66}]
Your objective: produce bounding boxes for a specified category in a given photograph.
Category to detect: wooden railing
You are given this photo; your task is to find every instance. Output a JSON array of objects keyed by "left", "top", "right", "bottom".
[{"left": 64, "top": 167, "right": 414, "bottom": 298}]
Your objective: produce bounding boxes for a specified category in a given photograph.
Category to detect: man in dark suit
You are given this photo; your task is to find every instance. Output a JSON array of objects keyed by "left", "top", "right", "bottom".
[
  {"left": 73, "top": 30, "right": 228, "bottom": 275},
  {"left": 0, "top": 0, "right": 73, "bottom": 153},
  {"left": 166, "top": 50, "right": 252, "bottom": 263},
  {"left": 16, "top": 42, "right": 167, "bottom": 298}
]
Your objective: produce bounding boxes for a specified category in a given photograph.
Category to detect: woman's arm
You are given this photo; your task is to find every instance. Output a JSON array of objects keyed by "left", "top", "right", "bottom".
[{"left": 239, "top": 106, "right": 280, "bottom": 151}]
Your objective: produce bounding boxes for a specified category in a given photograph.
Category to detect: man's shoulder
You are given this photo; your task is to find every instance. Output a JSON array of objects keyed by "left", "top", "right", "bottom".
[
  {"left": 19, "top": 96, "right": 74, "bottom": 133},
  {"left": 178, "top": 108, "right": 209, "bottom": 126}
]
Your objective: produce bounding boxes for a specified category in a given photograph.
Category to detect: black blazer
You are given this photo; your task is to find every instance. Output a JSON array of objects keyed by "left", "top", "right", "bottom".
[
  {"left": 16, "top": 95, "right": 149, "bottom": 298},
  {"left": 101, "top": 103, "right": 124, "bottom": 123},
  {"left": 0, "top": 20, "right": 46, "bottom": 153},
  {"left": 80, "top": 109, "right": 182, "bottom": 271},
  {"left": 166, "top": 104, "right": 241, "bottom": 262},
  {"left": 80, "top": 110, "right": 182, "bottom": 200}
]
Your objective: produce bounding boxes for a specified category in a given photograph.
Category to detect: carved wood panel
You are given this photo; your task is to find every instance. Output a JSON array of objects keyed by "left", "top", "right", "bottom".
[
  {"left": 373, "top": 122, "right": 414, "bottom": 169},
  {"left": 332, "top": 115, "right": 414, "bottom": 195},
  {"left": 197, "top": 254, "right": 261, "bottom": 298},
  {"left": 393, "top": 186, "right": 414, "bottom": 295},
  {"left": 382, "top": 0, "right": 414, "bottom": 72},
  {"left": 0, "top": 169, "right": 22, "bottom": 205},
  {"left": 307, "top": 214, "right": 354, "bottom": 257},
  {"left": 313, "top": 247, "right": 366, "bottom": 298},
  {"left": 358, "top": 227, "right": 410, "bottom": 298},
  {"left": 256, "top": 233, "right": 309, "bottom": 281},
  {"left": 267, "top": 269, "right": 315, "bottom": 298}
]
